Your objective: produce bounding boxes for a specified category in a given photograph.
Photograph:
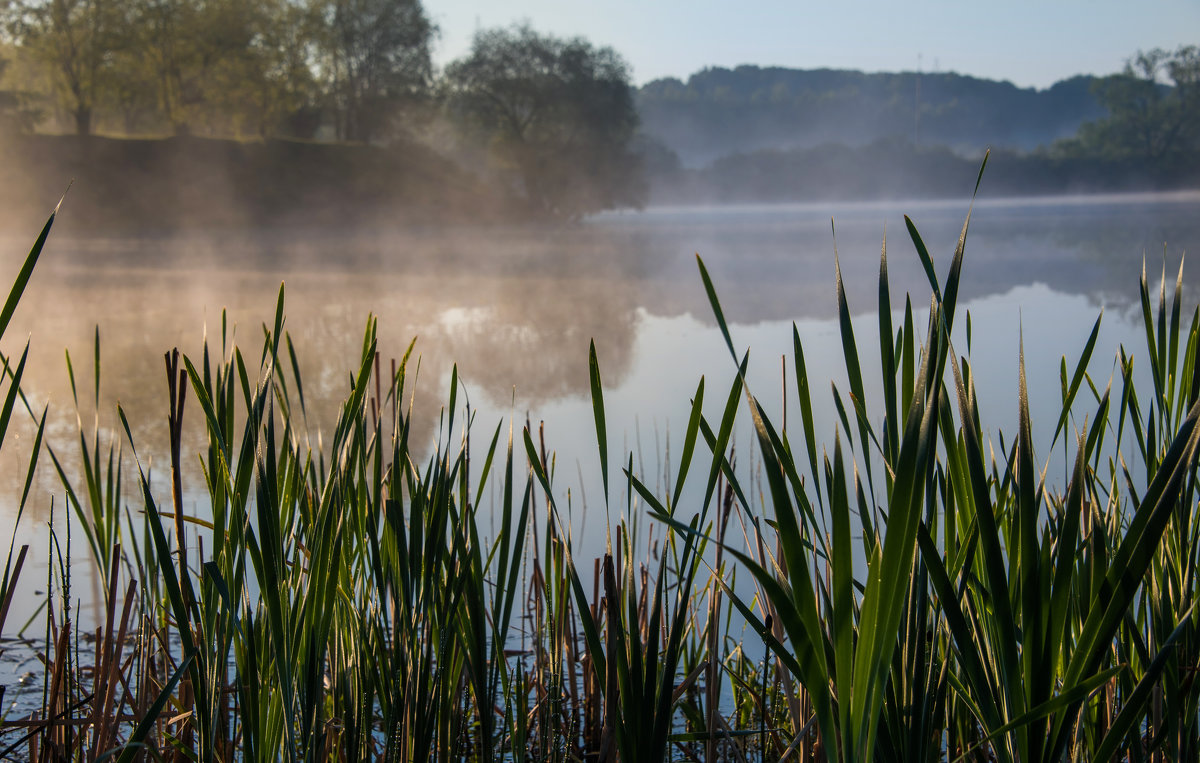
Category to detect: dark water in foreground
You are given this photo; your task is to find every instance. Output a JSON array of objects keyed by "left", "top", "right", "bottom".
[{"left": 0, "top": 191, "right": 1198, "bottom": 668}]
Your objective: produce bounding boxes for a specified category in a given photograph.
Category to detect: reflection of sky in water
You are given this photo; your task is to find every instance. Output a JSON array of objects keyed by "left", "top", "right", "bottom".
[
  {"left": 594, "top": 191, "right": 1200, "bottom": 321},
  {"left": 0, "top": 193, "right": 1196, "bottom": 631},
  {"left": 465, "top": 283, "right": 1149, "bottom": 552}
]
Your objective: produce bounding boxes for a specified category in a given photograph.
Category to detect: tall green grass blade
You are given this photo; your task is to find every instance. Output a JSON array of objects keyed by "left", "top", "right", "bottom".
[
  {"left": 0, "top": 198, "right": 58, "bottom": 342},
  {"left": 1168, "top": 257, "right": 1184, "bottom": 416},
  {"left": 905, "top": 216, "right": 942, "bottom": 306},
  {"left": 834, "top": 249, "right": 875, "bottom": 498},
  {"left": 902, "top": 297, "right": 916, "bottom": 421},
  {"left": 1048, "top": 397, "right": 1200, "bottom": 757},
  {"left": 1092, "top": 602, "right": 1197, "bottom": 762},
  {"left": 1016, "top": 329, "right": 1042, "bottom": 758},
  {"left": 590, "top": 339, "right": 610, "bottom": 508},
  {"left": 0, "top": 344, "right": 29, "bottom": 456},
  {"left": 109, "top": 652, "right": 195, "bottom": 763},
  {"left": 830, "top": 433, "right": 855, "bottom": 756},
  {"left": 701, "top": 359, "right": 746, "bottom": 518},
  {"left": 951, "top": 665, "right": 1121, "bottom": 763},
  {"left": 879, "top": 236, "right": 899, "bottom": 466},
  {"left": 794, "top": 326, "right": 824, "bottom": 508},
  {"left": 697, "top": 255, "right": 738, "bottom": 365},
  {"left": 1051, "top": 312, "right": 1103, "bottom": 450},
  {"left": 670, "top": 378, "right": 705, "bottom": 513}
]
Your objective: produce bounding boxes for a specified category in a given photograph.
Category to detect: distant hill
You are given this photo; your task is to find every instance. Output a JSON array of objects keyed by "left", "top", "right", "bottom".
[{"left": 637, "top": 66, "right": 1106, "bottom": 167}]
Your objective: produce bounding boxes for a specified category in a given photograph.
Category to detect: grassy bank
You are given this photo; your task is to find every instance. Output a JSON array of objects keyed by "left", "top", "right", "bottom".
[
  {"left": 0, "top": 135, "right": 523, "bottom": 236},
  {"left": 2, "top": 167, "right": 1199, "bottom": 760}
]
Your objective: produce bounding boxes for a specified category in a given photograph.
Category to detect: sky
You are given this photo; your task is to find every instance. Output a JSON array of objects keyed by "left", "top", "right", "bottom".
[{"left": 427, "top": 0, "right": 1200, "bottom": 89}]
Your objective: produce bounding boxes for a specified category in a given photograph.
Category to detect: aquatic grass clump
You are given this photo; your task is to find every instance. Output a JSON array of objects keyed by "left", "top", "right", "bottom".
[
  {"left": 0, "top": 161, "right": 1198, "bottom": 760},
  {"left": 689, "top": 159, "right": 1200, "bottom": 760}
]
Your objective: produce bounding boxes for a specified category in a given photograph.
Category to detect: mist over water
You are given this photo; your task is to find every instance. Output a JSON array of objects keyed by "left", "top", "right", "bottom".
[{"left": 0, "top": 191, "right": 1197, "bottom": 630}]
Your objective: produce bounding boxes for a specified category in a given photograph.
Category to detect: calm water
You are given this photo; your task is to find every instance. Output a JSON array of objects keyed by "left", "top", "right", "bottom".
[{"left": 0, "top": 191, "right": 1198, "bottom": 642}]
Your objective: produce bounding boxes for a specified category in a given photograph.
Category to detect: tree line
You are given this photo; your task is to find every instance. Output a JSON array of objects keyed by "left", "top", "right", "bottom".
[
  {"left": 636, "top": 67, "right": 1105, "bottom": 165},
  {"left": 0, "top": 1, "right": 645, "bottom": 218},
  {"left": 0, "top": 3, "right": 1193, "bottom": 215},
  {"left": 637, "top": 46, "right": 1200, "bottom": 172},
  {"left": 1058, "top": 45, "right": 1200, "bottom": 166},
  {"left": 641, "top": 45, "right": 1200, "bottom": 203},
  {"left": 3, "top": 0, "right": 406, "bottom": 140}
]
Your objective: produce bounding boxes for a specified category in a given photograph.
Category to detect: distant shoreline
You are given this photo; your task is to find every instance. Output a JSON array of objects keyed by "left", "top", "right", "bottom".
[
  {"left": 611, "top": 189, "right": 1200, "bottom": 219},
  {"left": 0, "top": 134, "right": 526, "bottom": 236},
  {"left": 643, "top": 141, "right": 1200, "bottom": 208},
  {"left": 0, "top": 134, "right": 1194, "bottom": 235}
]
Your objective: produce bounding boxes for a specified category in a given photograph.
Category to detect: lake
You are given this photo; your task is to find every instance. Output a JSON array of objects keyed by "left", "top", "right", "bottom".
[{"left": 1, "top": 190, "right": 1198, "bottom": 635}]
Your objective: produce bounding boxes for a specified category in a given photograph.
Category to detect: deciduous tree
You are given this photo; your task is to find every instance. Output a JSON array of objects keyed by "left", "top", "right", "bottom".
[
  {"left": 315, "top": 0, "right": 434, "bottom": 143},
  {"left": 6, "top": 0, "right": 126, "bottom": 134},
  {"left": 445, "top": 24, "right": 644, "bottom": 219},
  {"left": 137, "top": 0, "right": 317, "bottom": 137},
  {"left": 1070, "top": 46, "right": 1200, "bottom": 163}
]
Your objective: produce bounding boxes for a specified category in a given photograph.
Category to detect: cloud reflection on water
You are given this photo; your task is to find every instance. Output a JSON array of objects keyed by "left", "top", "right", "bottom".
[{"left": 0, "top": 194, "right": 1195, "bottom": 618}]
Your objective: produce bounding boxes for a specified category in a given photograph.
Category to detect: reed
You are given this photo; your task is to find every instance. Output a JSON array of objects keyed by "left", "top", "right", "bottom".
[{"left": 1, "top": 163, "right": 1199, "bottom": 761}]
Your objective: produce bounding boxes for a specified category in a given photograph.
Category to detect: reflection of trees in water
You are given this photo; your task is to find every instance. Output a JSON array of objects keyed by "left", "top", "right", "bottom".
[
  {"left": 425, "top": 276, "right": 638, "bottom": 404},
  {"left": 3, "top": 200, "right": 1196, "bottom": 520},
  {"left": 963, "top": 200, "right": 1200, "bottom": 313},
  {"left": 589, "top": 197, "right": 1200, "bottom": 325},
  {"left": 0, "top": 232, "right": 643, "bottom": 519}
]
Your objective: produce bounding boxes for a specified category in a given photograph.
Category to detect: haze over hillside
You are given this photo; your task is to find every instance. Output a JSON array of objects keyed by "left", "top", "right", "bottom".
[
  {"left": 636, "top": 66, "right": 1108, "bottom": 167},
  {"left": 0, "top": 0, "right": 1193, "bottom": 220}
]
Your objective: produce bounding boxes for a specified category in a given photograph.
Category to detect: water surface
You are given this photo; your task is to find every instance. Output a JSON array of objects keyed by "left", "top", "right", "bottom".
[{"left": 0, "top": 191, "right": 1197, "bottom": 637}]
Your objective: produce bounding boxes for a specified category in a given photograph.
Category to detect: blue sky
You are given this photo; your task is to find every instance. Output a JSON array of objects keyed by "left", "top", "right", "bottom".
[{"left": 427, "top": 1, "right": 1200, "bottom": 89}]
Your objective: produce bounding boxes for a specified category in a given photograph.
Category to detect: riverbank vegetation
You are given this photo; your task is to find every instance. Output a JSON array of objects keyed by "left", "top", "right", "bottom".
[
  {"left": 0, "top": 2, "right": 1195, "bottom": 220},
  {"left": 0, "top": 2, "right": 644, "bottom": 221},
  {"left": 646, "top": 46, "right": 1200, "bottom": 203},
  {"left": 0, "top": 133, "right": 525, "bottom": 234},
  {"left": 1, "top": 164, "right": 1199, "bottom": 760},
  {"left": 648, "top": 137, "right": 1200, "bottom": 205}
]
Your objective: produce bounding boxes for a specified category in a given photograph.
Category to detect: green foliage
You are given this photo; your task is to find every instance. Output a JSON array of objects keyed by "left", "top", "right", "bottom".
[
  {"left": 3, "top": 0, "right": 430, "bottom": 140},
  {"left": 0, "top": 201, "right": 54, "bottom": 658},
  {"left": 445, "top": 23, "right": 645, "bottom": 219},
  {"left": 316, "top": 0, "right": 434, "bottom": 142},
  {"left": 138, "top": 0, "right": 324, "bottom": 138},
  {"left": 4, "top": 0, "right": 125, "bottom": 134},
  {"left": 637, "top": 65, "right": 1105, "bottom": 165},
  {"left": 1060, "top": 45, "right": 1200, "bottom": 165},
  {"left": 4, "top": 167, "right": 1200, "bottom": 760}
]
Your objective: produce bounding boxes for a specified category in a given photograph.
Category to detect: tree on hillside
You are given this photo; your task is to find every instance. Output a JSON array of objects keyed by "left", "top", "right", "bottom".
[
  {"left": 0, "top": 56, "right": 43, "bottom": 133},
  {"left": 242, "top": 0, "right": 324, "bottom": 138},
  {"left": 444, "top": 24, "right": 644, "bottom": 219},
  {"left": 134, "top": 0, "right": 316, "bottom": 137},
  {"left": 1067, "top": 46, "right": 1200, "bottom": 163},
  {"left": 5, "top": 0, "right": 126, "bottom": 134},
  {"left": 136, "top": 0, "right": 199, "bottom": 134},
  {"left": 191, "top": 0, "right": 321, "bottom": 137},
  {"left": 315, "top": 0, "right": 434, "bottom": 143},
  {"left": 4, "top": 0, "right": 324, "bottom": 137}
]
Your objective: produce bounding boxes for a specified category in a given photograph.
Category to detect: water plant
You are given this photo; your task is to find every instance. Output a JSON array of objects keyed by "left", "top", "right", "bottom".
[{"left": 0, "top": 165, "right": 1198, "bottom": 760}]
